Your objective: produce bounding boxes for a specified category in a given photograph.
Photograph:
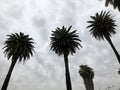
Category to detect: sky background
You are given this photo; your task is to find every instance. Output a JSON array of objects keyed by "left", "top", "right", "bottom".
[{"left": 0, "top": 0, "right": 120, "bottom": 90}]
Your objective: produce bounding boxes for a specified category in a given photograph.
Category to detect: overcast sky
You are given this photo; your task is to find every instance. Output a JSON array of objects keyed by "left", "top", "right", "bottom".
[{"left": 0, "top": 0, "right": 120, "bottom": 90}]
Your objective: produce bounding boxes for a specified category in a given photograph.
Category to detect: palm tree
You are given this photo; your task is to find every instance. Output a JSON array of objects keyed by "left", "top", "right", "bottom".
[
  {"left": 118, "top": 68, "right": 120, "bottom": 75},
  {"left": 1, "top": 32, "right": 34, "bottom": 90},
  {"left": 104, "top": 0, "right": 120, "bottom": 11},
  {"left": 87, "top": 11, "right": 120, "bottom": 64},
  {"left": 50, "top": 26, "right": 82, "bottom": 90},
  {"left": 79, "top": 65, "right": 94, "bottom": 90}
]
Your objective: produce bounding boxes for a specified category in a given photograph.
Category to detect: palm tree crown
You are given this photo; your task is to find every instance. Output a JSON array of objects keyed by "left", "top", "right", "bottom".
[
  {"left": 87, "top": 11, "right": 116, "bottom": 40},
  {"left": 3, "top": 32, "right": 34, "bottom": 62},
  {"left": 79, "top": 65, "right": 94, "bottom": 79},
  {"left": 50, "top": 25, "right": 82, "bottom": 56},
  {"left": 105, "top": 0, "right": 113, "bottom": 7},
  {"left": 105, "top": 0, "right": 120, "bottom": 11}
]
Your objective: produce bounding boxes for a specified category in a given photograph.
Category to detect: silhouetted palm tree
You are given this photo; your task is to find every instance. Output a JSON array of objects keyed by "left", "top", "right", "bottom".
[
  {"left": 50, "top": 26, "right": 82, "bottom": 90},
  {"left": 104, "top": 0, "right": 120, "bottom": 11},
  {"left": 87, "top": 11, "right": 120, "bottom": 64},
  {"left": 118, "top": 68, "right": 120, "bottom": 75},
  {"left": 79, "top": 65, "right": 94, "bottom": 90},
  {"left": 1, "top": 32, "right": 34, "bottom": 90}
]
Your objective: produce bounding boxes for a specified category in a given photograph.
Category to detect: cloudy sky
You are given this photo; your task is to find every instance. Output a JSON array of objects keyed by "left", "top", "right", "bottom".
[{"left": 0, "top": 0, "right": 120, "bottom": 90}]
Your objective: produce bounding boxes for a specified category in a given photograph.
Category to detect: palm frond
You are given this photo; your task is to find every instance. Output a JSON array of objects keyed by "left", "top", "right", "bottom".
[
  {"left": 79, "top": 65, "right": 94, "bottom": 79},
  {"left": 3, "top": 32, "right": 35, "bottom": 63},
  {"left": 105, "top": 0, "right": 120, "bottom": 11},
  {"left": 87, "top": 11, "right": 116, "bottom": 40},
  {"left": 50, "top": 26, "right": 82, "bottom": 56}
]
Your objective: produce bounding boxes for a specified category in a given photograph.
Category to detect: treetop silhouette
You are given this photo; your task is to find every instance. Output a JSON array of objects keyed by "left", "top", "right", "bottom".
[{"left": 1, "top": 32, "right": 35, "bottom": 90}]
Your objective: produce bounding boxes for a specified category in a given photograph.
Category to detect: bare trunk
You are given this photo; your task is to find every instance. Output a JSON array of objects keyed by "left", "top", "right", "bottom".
[
  {"left": 83, "top": 78, "right": 94, "bottom": 90},
  {"left": 83, "top": 78, "right": 89, "bottom": 90},
  {"left": 105, "top": 35, "right": 120, "bottom": 64},
  {"left": 90, "top": 79, "right": 94, "bottom": 90},
  {"left": 64, "top": 53, "right": 72, "bottom": 90},
  {"left": 1, "top": 60, "right": 17, "bottom": 90}
]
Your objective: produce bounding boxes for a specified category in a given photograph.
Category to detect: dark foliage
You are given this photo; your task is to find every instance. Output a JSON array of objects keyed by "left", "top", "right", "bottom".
[
  {"left": 50, "top": 25, "right": 82, "bottom": 56},
  {"left": 3, "top": 32, "right": 35, "bottom": 62},
  {"left": 87, "top": 11, "right": 116, "bottom": 40},
  {"left": 105, "top": 0, "right": 120, "bottom": 11},
  {"left": 79, "top": 65, "right": 94, "bottom": 79}
]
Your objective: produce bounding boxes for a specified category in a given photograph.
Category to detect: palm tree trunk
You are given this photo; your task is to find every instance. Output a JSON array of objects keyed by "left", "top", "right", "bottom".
[
  {"left": 64, "top": 53, "right": 72, "bottom": 90},
  {"left": 90, "top": 79, "right": 94, "bottom": 90},
  {"left": 83, "top": 78, "right": 94, "bottom": 90},
  {"left": 1, "top": 60, "right": 17, "bottom": 90},
  {"left": 105, "top": 36, "right": 120, "bottom": 64},
  {"left": 83, "top": 78, "right": 89, "bottom": 90}
]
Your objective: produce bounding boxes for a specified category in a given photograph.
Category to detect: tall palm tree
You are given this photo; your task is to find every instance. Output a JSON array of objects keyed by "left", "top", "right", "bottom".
[
  {"left": 1, "top": 32, "right": 34, "bottom": 90},
  {"left": 104, "top": 0, "right": 120, "bottom": 11},
  {"left": 87, "top": 11, "right": 120, "bottom": 64},
  {"left": 79, "top": 65, "right": 94, "bottom": 90},
  {"left": 50, "top": 26, "right": 82, "bottom": 90}
]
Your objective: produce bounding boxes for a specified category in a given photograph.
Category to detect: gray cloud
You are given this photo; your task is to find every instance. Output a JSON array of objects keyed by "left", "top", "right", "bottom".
[{"left": 0, "top": 0, "right": 120, "bottom": 90}]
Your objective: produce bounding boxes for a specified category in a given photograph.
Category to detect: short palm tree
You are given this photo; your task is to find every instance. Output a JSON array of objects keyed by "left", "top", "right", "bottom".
[
  {"left": 79, "top": 65, "right": 94, "bottom": 90},
  {"left": 104, "top": 0, "right": 120, "bottom": 11},
  {"left": 50, "top": 26, "right": 82, "bottom": 90},
  {"left": 1, "top": 32, "right": 34, "bottom": 90},
  {"left": 87, "top": 11, "right": 120, "bottom": 64}
]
